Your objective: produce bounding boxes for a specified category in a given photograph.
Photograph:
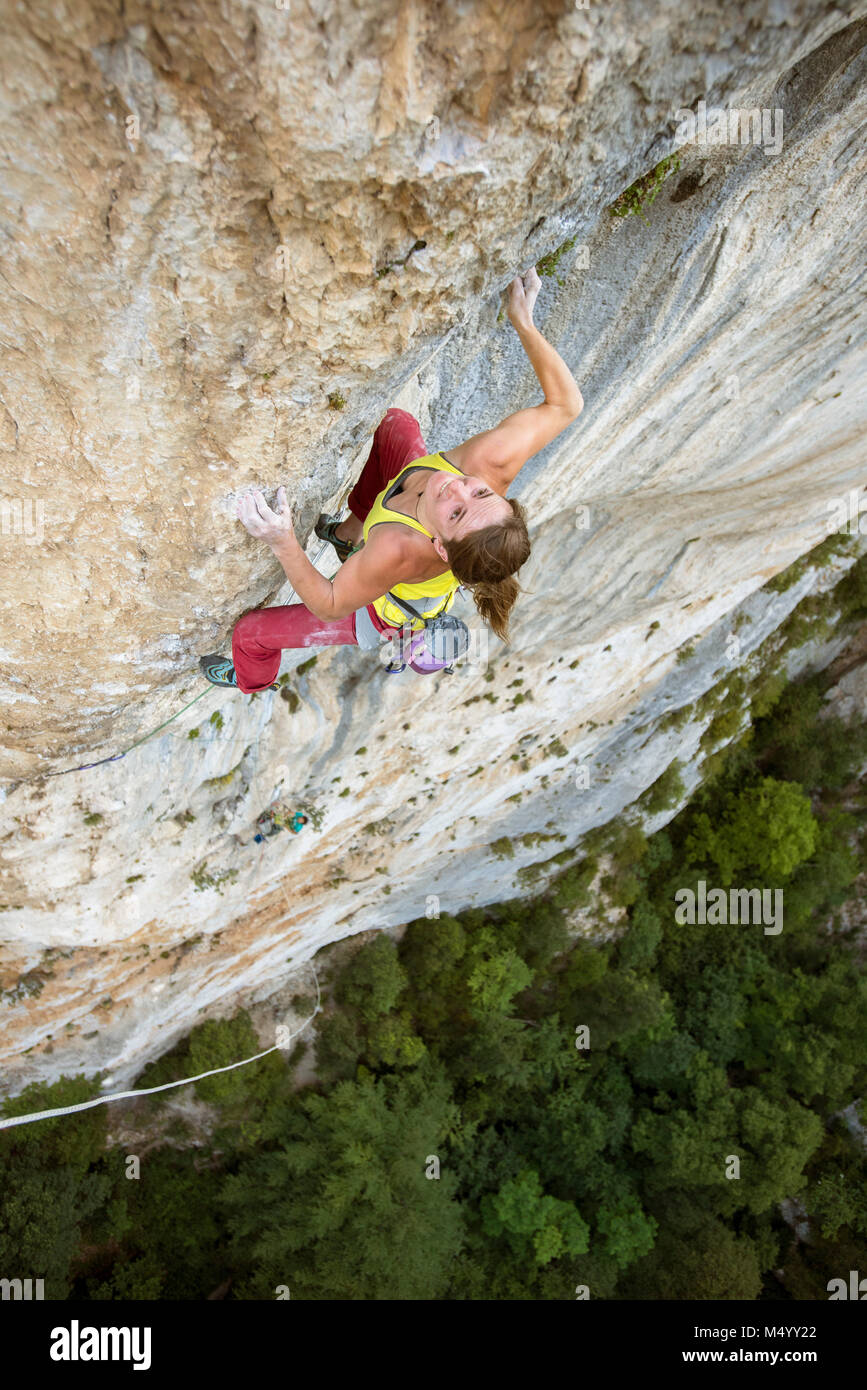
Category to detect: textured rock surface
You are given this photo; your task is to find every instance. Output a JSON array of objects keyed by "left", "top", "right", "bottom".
[{"left": 1, "top": 1, "right": 866, "bottom": 1095}]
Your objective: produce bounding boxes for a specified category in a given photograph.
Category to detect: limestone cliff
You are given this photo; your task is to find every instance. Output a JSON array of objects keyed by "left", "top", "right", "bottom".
[{"left": 1, "top": 1, "right": 866, "bottom": 1096}]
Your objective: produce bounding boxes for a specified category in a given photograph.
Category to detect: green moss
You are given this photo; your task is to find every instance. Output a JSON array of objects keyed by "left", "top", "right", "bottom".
[
  {"left": 772, "top": 593, "right": 837, "bottom": 653},
  {"left": 609, "top": 151, "right": 681, "bottom": 225},
  {"left": 520, "top": 831, "right": 562, "bottom": 849},
  {"left": 676, "top": 641, "right": 696, "bottom": 665},
  {"left": 355, "top": 747, "right": 367, "bottom": 755},
  {"left": 297, "top": 655, "right": 318, "bottom": 676},
  {"left": 659, "top": 705, "right": 691, "bottom": 733},
  {"left": 327, "top": 390, "right": 346, "bottom": 410},
  {"left": 695, "top": 683, "right": 725, "bottom": 720},
  {"left": 537, "top": 234, "right": 578, "bottom": 286},
  {"left": 209, "top": 710, "right": 224, "bottom": 732},
  {"left": 1, "top": 971, "right": 47, "bottom": 1005},
  {"left": 125, "top": 874, "right": 144, "bottom": 884},
  {"left": 638, "top": 759, "right": 686, "bottom": 816},
  {"left": 188, "top": 728, "right": 200, "bottom": 739},
  {"left": 205, "top": 761, "right": 243, "bottom": 790},
  {"left": 280, "top": 688, "right": 300, "bottom": 713},
  {"left": 191, "top": 862, "right": 239, "bottom": 894},
  {"left": 83, "top": 812, "right": 103, "bottom": 826},
  {"left": 763, "top": 529, "right": 859, "bottom": 599},
  {"left": 767, "top": 559, "right": 809, "bottom": 593},
  {"left": 363, "top": 818, "right": 395, "bottom": 836},
  {"left": 699, "top": 706, "right": 744, "bottom": 753},
  {"left": 491, "top": 837, "right": 515, "bottom": 860}
]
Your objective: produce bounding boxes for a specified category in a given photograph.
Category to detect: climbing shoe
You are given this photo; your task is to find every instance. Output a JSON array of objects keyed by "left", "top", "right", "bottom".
[
  {"left": 315, "top": 514, "right": 359, "bottom": 564},
  {"left": 199, "top": 654, "right": 278, "bottom": 692}
]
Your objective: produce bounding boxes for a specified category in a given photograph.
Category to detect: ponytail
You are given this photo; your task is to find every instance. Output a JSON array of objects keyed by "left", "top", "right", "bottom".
[{"left": 443, "top": 498, "right": 531, "bottom": 643}]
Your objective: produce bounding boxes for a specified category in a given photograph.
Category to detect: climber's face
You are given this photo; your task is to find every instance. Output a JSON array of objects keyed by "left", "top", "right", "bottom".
[{"left": 425, "top": 471, "right": 512, "bottom": 542}]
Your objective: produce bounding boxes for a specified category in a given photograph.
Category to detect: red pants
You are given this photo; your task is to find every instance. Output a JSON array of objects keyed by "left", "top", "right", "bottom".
[
  {"left": 232, "top": 409, "right": 428, "bottom": 692},
  {"left": 346, "top": 407, "right": 427, "bottom": 520}
]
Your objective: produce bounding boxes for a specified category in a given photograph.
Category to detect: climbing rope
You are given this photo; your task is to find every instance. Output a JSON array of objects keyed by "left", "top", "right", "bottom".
[
  {"left": 0, "top": 964, "right": 322, "bottom": 1132},
  {"left": 36, "top": 687, "right": 215, "bottom": 779}
]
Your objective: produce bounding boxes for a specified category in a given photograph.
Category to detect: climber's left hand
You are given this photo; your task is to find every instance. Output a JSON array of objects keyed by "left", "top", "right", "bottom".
[{"left": 236, "top": 486, "right": 298, "bottom": 549}]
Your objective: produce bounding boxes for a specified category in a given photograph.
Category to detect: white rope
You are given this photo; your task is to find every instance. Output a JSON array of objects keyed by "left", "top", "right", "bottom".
[{"left": 0, "top": 967, "right": 321, "bottom": 1131}]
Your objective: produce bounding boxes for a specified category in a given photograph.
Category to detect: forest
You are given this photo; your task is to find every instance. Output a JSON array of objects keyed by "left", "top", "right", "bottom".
[{"left": 2, "top": 539, "right": 866, "bottom": 1300}]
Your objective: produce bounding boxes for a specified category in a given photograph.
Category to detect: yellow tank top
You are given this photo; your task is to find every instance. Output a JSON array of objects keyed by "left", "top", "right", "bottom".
[{"left": 362, "top": 453, "right": 464, "bottom": 629}]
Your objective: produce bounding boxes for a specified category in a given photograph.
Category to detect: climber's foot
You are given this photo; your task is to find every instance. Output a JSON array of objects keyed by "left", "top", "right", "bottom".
[
  {"left": 199, "top": 655, "right": 278, "bottom": 692},
  {"left": 315, "top": 514, "right": 359, "bottom": 563}
]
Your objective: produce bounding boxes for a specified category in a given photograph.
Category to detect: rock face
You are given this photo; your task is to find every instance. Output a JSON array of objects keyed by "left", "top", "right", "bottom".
[{"left": 1, "top": 2, "right": 866, "bottom": 1096}]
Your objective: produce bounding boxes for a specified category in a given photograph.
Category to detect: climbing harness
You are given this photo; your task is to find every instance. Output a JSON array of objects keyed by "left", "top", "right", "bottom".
[{"left": 380, "top": 589, "right": 471, "bottom": 676}]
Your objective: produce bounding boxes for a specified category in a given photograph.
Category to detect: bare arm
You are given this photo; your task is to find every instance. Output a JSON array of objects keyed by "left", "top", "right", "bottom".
[
  {"left": 509, "top": 268, "right": 583, "bottom": 413},
  {"left": 236, "top": 488, "right": 417, "bottom": 621},
  {"left": 443, "top": 268, "right": 583, "bottom": 489}
]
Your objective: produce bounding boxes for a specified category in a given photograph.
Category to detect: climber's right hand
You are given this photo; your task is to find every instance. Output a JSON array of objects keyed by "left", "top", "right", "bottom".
[
  {"left": 236, "top": 485, "right": 297, "bottom": 550},
  {"left": 507, "top": 266, "right": 541, "bottom": 329}
]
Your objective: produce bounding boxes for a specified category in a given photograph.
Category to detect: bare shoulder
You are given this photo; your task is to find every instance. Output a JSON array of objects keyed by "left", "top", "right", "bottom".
[
  {"left": 441, "top": 400, "right": 580, "bottom": 493},
  {"left": 363, "top": 517, "right": 429, "bottom": 575},
  {"left": 438, "top": 446, "right": 511, "bottom": 496}
]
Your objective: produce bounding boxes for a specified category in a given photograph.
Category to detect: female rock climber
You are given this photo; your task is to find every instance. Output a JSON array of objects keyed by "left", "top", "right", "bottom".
[{"left": 200, "top": 266, "right": 583, "bottom": 693}]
